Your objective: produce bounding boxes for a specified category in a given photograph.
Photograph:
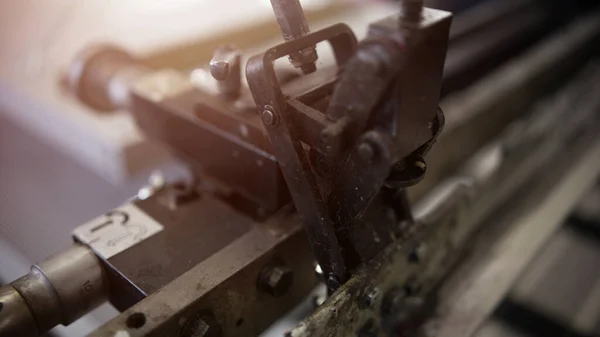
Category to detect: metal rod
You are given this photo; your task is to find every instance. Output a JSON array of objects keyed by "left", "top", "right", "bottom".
[{"left": 269, "top": 0, "right": 318, "bottom": 74}]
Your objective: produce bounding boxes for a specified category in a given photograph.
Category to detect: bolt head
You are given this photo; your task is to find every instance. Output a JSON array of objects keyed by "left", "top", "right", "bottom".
[
  {"left": 260, "top": 265, "right": 293, "bottom": 297},
  {"left": 180, "top": 314, "right": 222, "bottom": 337},
  {"left": 358, "top": 142, "right": 375, "bottom": 161},
  {"left": 261, "top": 108, "right": 278, "bottom": 126},
  {"left": 209, "top": 60, "right": 230, "bottom": 81}
]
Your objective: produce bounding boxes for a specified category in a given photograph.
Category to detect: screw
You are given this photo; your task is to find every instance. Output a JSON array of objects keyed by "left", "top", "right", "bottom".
[
  {"left": 180, "top": 313, "right": 222, "bottom": 337},
  {"left": 259, "top": 264, "right": 293, "bottom": 297},
  {"left": 359, "top": 286, "right": 381, "bottom": 309},
  {"left": 358, "top": 142, "right": 375, "bottom": 161},
  {"left": 261, "top": 108, "right": 278, "bottom": 126}
]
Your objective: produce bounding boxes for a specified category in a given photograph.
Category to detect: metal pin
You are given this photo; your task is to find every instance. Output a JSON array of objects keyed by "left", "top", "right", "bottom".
[{"left": 209, "top": 45, "right": 241, "bottom": 98}]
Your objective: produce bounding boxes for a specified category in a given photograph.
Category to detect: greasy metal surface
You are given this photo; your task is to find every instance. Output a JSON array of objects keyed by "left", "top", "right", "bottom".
[
  {"left": 290, "top": 59, "right": 600, "bottom": 336},
  {"left": 102, "top": 191, "right": 255, "bottom": 309},
  {"left": 89, "top": 207, "right": 317, "bottom": 337},
  {"left": 423, "top": 70, "right": 600, "bottom": 337}
]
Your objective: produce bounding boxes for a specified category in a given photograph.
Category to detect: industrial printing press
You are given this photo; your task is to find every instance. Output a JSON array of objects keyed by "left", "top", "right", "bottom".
[{"left": 1, "top": 0, "right": 600, "bottom": 336}]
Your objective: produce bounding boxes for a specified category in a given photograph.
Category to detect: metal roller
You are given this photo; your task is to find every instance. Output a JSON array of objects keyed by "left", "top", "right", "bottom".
[{"left": 0, "top": 244, "right": 109, "bottom": 337}]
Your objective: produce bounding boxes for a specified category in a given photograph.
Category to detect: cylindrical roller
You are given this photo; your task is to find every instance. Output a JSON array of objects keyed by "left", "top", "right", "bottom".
[
  {"left": 5, "top": 244, "right": 109, "bottom": 336},
  {"left": 67, "top": 44, "right": 149, "bottom": 111},
  {"left": 270, "top": 0, "right": 318, "bottom": 74},
  {"left": 0, "top": 285, "right": 39, "bottom": 337}
]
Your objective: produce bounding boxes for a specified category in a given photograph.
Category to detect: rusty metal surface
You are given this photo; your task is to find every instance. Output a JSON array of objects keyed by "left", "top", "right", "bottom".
[
  {"left": 289, "top": 58, "right": 600, "bottom": 336},
  {"left": 88, "top": 204, "right": 317, "bottom": 337},
  {"left": 423, "top": 67, "right": 600, "bottom": 337}
]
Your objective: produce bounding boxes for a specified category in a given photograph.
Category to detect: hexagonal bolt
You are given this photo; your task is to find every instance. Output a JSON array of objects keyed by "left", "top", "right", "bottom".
[
  {"left": 261, "top": 107, "right": 278, "bottom": 126},
  {"left": 180, "top": 313, "right": 222, "bottom": 337},
  {"left": 209, "top": 45, "right": 241, "bottom": 98},
  {"left": 258, "top": 264, "right": 293, "bottom": 297}
]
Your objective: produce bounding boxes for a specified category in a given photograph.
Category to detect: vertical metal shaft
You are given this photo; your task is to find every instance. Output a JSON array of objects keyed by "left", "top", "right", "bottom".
[{"left": 270, "top": 0, "right": 318, "bottom": 74}]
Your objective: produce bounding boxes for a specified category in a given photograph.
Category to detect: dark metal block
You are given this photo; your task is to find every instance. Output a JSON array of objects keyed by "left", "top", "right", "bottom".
[{"left": 131, "top": 87, "right": 289, "bottom": 212}]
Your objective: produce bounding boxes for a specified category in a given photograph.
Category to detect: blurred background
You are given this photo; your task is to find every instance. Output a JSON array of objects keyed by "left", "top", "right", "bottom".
[{"left": 1, "top": 0, "right": 599, "bottom": 336}]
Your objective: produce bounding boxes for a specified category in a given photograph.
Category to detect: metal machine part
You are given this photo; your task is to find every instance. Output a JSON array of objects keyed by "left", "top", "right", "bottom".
[
  {"left": 0, "top": 244, "right": 108, "bottom": 335},
  {"left": 288, "top": 59, "right": 600, "bottom": 337},
  {"left": 247, "top": 4, "right": 450, "bottom": 289},
  {"left": 66, "top": 0, "right": 451, "bottom": 291},
  {"left": 83, "top": 193, "right": 318, "bottom": 337},
  {"left": 2, "top": 1, "right": 600, "bottom": 337}
]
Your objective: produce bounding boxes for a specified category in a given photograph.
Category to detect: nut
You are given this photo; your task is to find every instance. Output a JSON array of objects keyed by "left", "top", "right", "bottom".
[
  {"left": 180, "top": 313, "right": 222, "bottom": 337},
  {"left": 261, "top": 108, "right": 278, "bottom": 126},
  {"left": 259, "top": 264, "right": 293, "bottom": 297}
]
